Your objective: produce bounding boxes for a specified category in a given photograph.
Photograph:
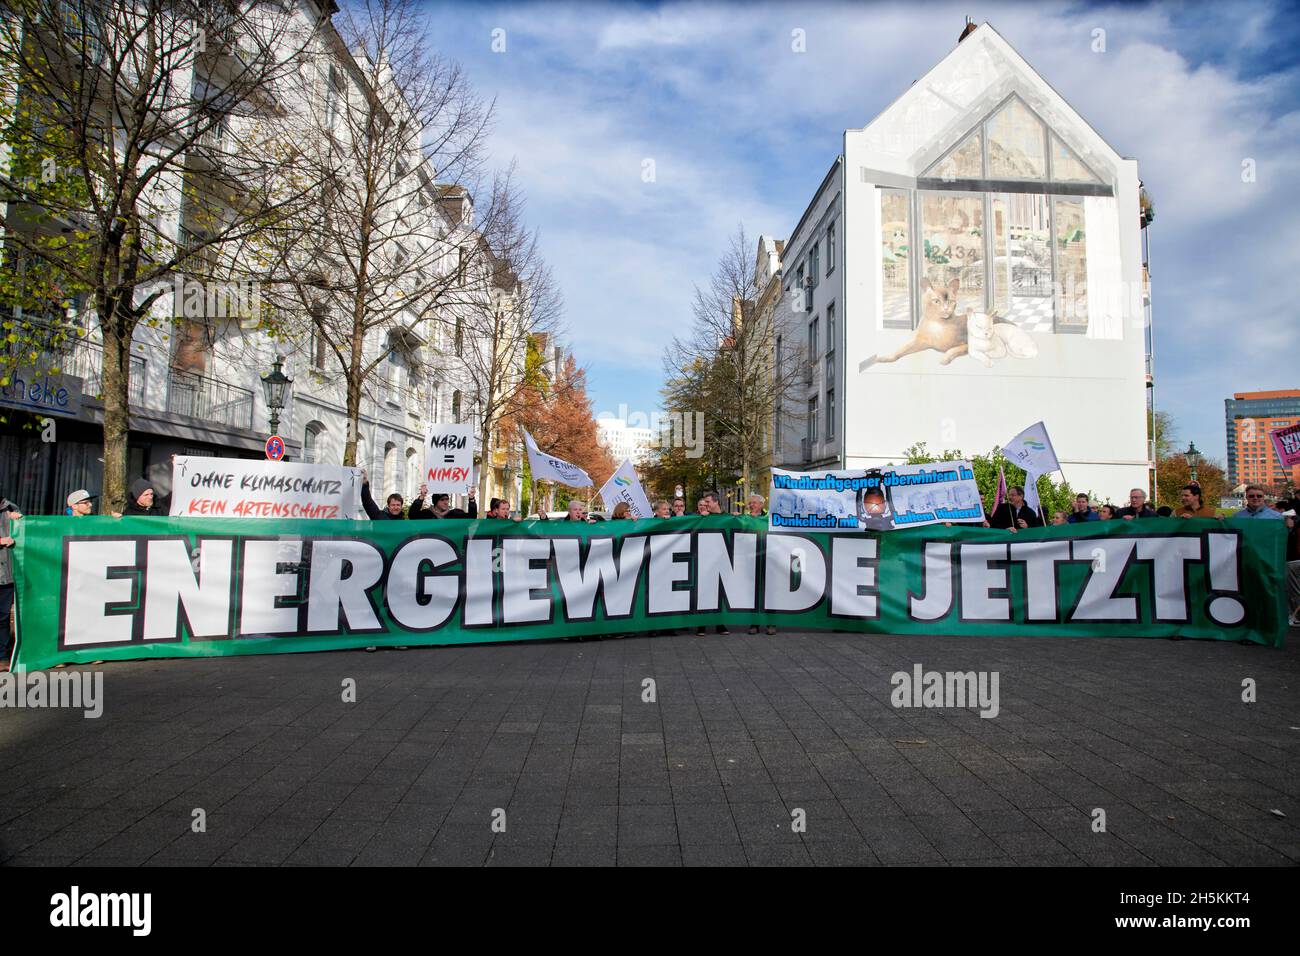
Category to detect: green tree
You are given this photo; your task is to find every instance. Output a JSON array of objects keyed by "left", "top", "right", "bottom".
[{"left": 901, "top": 441, "right": 1088, "bottom": 518}]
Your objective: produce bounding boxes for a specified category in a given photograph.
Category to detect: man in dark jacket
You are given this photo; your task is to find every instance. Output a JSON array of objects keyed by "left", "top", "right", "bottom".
[
  {"left": 123, "top": 477, "right": 170, "bottom": 516},
  {"left": 361, "top": 471, "right": 410, "bottom": 520},
  {"left": 988, "top": 485, "right": 1043, "bottom": 530},
  {"left": 410, "top": 488, "right": 477, "bottom": 519},
  {"left": 1117, "top": 488, "right": 1158, "bottom": 520}
]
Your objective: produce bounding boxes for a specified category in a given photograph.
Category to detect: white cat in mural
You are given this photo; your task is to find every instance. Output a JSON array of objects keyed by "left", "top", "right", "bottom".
[{"left": 966, "top": 312, "right": 1039, "bottom": 367}]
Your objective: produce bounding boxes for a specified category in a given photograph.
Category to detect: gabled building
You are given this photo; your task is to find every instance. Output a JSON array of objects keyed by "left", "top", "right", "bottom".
[{"left": 772, "top": 22, "right": 1151, "bottom": 501}]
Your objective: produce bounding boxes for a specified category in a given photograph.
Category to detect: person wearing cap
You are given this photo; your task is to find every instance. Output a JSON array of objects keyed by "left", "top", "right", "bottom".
[
  {"left": 123, "top": 477, "right": 170, "bottom": 516},
  {"left": 67, "top": 489, "right": 95, "bottom": 516}
]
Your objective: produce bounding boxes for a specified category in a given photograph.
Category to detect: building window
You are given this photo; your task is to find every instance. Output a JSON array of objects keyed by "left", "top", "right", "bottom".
[
  {"left": 826, "top": 389, "right": 835, "bottom": 440},
  {"left": 324, "top": 65, "right": 345, "bottom": 131},
  {"left": 881, "top": 189, "right": 912, "bottom": 329},
  {"left": 986, "top": 97, "right": 1047, "bottom": 180},
  {"left": 302, "top": 421, "right": 324, "bottom": 464},
  {"left": 808, "top": 396, "right": 818, "bottom": 445},
  {"left": 990, "top": 193, "right": 1051, "bottom": 324},
  {"left": 920, "top": 193, "right": 985, "bottom": 315},
  {"left": 826, "top": 220, "right": 836, "bottom": 275},
  {"left": 809, "top": 242, "right": 819, "bottom": 287},
  {"left": 825, "top": 302, "right": 835, "bottom": 391},
  {"left": 808, "top": 317, "right": 819, "bottom": 364},
  {"left": 931, "top": 128, "right": 982, "bottom": 181},
  {"left": 1053, "top": 197, "right": 1088, "bottom": 332},
  {"left": 1050, "top": 132, "right": 1102, "bottom": 184}
]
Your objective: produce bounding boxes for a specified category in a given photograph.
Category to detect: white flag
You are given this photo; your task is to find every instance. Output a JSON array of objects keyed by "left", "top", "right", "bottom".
[
  {"left": 1004, "top": 421, "right": 1061, "bottom": 476},
  {"left": 523, "top": 429, "right": 593, "bottom": 488},
  {"left": 598, "top": 459, "right": 653, "bottom": 519},
  {"left": 1024, "top": 476, "right": 1042, "bottom": 519}
]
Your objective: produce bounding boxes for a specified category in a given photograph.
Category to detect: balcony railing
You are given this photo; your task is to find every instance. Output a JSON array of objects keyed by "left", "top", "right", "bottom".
[
  {"left": 166, "top": 370, "right": 254, "bottom": 430},
  {"left": 49, "top": 337, "right": 147, "bottom": 406}
]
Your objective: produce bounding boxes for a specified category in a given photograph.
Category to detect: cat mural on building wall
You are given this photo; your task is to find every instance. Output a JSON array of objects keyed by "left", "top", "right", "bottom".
[{"left": 860, "top": 277, "right": 1039, "bottom": 370}]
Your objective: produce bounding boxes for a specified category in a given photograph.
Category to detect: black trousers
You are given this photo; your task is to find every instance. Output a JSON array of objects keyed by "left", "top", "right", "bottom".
[{"left": 0, "top": 584, "right": 13, "bottom": 659}]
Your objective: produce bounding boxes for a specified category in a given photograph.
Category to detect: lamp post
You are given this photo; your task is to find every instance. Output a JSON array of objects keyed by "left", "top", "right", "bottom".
[
  {"left": 260, "top": 355, "right": 293, "bottom": 435},
  {"left": 1185, "top": 441, "right": 1200, "bottom": 484}
]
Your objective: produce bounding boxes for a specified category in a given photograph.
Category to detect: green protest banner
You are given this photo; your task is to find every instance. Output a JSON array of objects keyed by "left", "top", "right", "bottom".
[{"left": 10, "top": 515, "right": 1288, "bottom": 670}]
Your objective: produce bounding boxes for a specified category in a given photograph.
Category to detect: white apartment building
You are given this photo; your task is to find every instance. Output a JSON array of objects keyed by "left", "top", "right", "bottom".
[
  {"left": 0, "top": 0, "right": 524, "bottom": 514},
  {"left": 772, "top": 23, "right": 1153, "bottom": 503},
  {"left": 596, "top": 417, "right": 655, "bottom": 466}
]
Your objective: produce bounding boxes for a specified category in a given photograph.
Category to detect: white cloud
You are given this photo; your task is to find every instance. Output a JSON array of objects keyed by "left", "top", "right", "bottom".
[{"left": 433, "top": 0, "right": 1300, "bottom": 454}]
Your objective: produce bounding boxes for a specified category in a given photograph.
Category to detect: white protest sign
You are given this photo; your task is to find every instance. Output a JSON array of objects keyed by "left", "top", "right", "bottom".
[
  {"left": 169, "top": 456, "right": 361, "bottom": 519},
  {"left": 769, "top": 463, "right": 984, "bottom": 532},
  {"left": 425, "top": 424, "right": 474, "bottom": 493},
  {"left": 598, "top": 459, "right": 653, "bottom": 519}
]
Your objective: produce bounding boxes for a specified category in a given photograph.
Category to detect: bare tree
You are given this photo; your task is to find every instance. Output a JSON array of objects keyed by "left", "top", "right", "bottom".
[
  {"left": 253, "top": 0, "right": 537, "bottom": 469},
  {"left": 0, "top": 0, "right": 319, "bottom": 509},
  {"left": 451, "top": 177, "right": 563, "bottom": 498},
  {"left": 662, "top": 225, "right": 803, "bottom": 499}
]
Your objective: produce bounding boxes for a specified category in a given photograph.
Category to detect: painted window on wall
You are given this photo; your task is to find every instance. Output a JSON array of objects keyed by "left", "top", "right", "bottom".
[
  {"left": 1054, "top": 198, "right": 1088, "bottom": 331},
  {"left": 920, "top": 193, "right": 984, "bottom": 315},
  {"left": 986, "top": 97, "right": 1046, "bottom": 180},
  {"left": 930, "top": 128, "right": 982, "bottom": 180},
  {"left": 1049, "top": 133, "right": 1103, "bottom": 184},
  {"left": 881, "top": 189, "right": 912, "bottom": 329},
  {"left": 990, "top": 194, "right": 1052, "bottom": 330}
]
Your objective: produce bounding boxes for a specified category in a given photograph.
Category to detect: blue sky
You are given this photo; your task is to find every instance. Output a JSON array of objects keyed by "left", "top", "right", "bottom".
[{"left": 418, "top": 0, "right": 1300, "bottom": 464}]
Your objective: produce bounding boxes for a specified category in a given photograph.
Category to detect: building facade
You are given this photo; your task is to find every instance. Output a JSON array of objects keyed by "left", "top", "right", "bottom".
[
  {"left": 0, "top": 0, "right": 523, "bottom": 515},
  {"left": 1224, "top": 389, "right": 1300, "bottom": 489},
  {"left": 596, "top": 417, "right": 655, "bottom": 466},
  {"left": 772, "top": 23, "right": 1152, "bottom": 503}
]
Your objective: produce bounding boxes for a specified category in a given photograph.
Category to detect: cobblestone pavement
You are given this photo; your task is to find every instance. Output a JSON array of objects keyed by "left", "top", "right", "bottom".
[{"left": 1, "top": 628, "right": 1296, "bottom": 866}]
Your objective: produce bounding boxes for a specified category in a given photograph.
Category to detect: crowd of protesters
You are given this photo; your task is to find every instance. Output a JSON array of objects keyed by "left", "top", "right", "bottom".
[{"left": 2, "top": 475, "right": 1298, "bottom": 670}]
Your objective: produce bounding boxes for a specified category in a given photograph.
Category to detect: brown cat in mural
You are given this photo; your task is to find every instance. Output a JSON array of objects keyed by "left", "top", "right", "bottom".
[{"left": 861, "top": 277, "right": 969, "bottom": 368}]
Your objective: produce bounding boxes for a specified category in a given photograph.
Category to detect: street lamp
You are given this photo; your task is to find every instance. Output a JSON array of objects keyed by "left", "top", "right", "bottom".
[
  {"left": 1185, "top": 441, "right": 1201, "bottom": 484},
  {"left": 260, "top": 355, "right": 293, "bottom": 435}
]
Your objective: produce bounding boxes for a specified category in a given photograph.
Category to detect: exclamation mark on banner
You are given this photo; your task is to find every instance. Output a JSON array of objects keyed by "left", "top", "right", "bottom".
[{"left": 1206, "top": 533, "right": 1246, "bottom": 626}]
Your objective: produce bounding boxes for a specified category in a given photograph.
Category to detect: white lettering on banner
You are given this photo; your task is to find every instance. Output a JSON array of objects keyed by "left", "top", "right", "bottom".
[
  {"left": 463, "top": 538, "right": 495, "bottom": 626},
  {"left": 552, "top": 536, "right": 648, "bottom": 620},
  {"left": 142, "top": 539, "right": 233, "bottom": 640},
  {"left": 45, "top": 529, "right": 1270, "bottom": 657},
  {"left": 1008, "top": 541, "right": 1070, "bottom": 622},
  {"left": 647, "top": 533, "right": 692, "bottom": 614},
  {"left": 306, "top": 540, "right": 385, "bottom": 632},
  {"left": 1069, "top": 539, "right": 1137, "bottom": 620},
  {"left": 502, "top": 538, "right": 552, "bottom": 624},
  {"left": 386, "top": 538, "right": 459, "bottom": 630},
  {"left": 1134, "top": 536, "right": 1201, "bottom": 622},
  {"left": 909, "top": 542, "right": 954, "bottom": 621},
  {"left": 958, "top": 543, "right": 1012, "bottom": 622},
  {"left": 170, "top": 456, "right": 359, "bottom": 519},
  {"left": 830, "top": 537, "right": 879, "bottom": 618},
  {"left": 765, "top": 535, "right": 826, "bottom": 611},
  {"left": 64, "top": 540, "right": 137, "bottom": 646},
  {"left": 696, "top": 532, "right": 758, "bottom": 611},
  {"left": 239, "top": 539, "right": 303, "bottom": 635}
]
